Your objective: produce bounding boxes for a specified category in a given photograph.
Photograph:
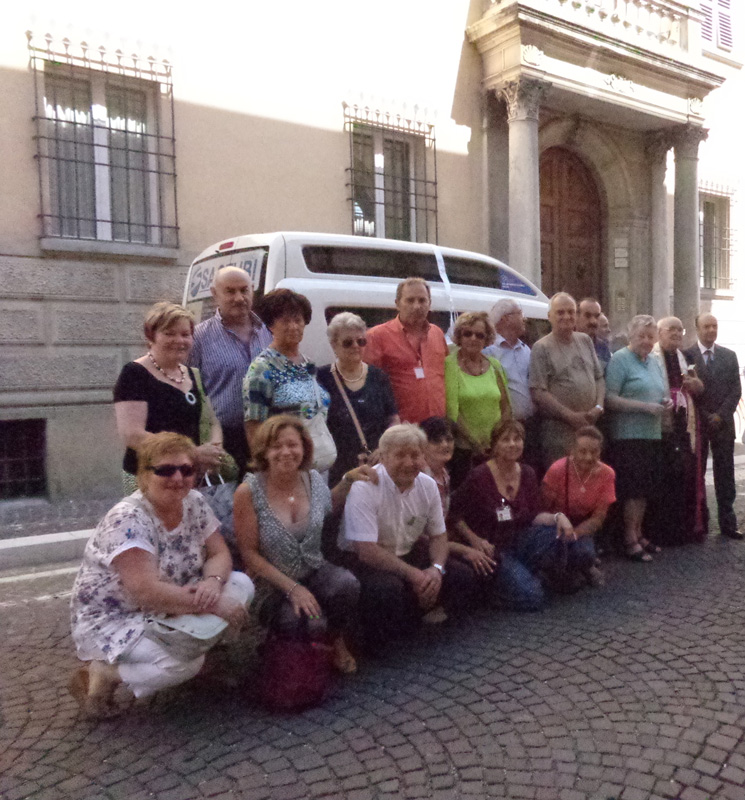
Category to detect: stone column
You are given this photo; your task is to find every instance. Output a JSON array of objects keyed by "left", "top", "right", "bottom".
[
  {"left": 671, "top": 124, "right": 708, "bottom": 342},
  {"left": 645, "top": 131, "right": 672, "bottom": 320},
  {"left": 498, "top": 77, "right": 550, "bottom": 288}
]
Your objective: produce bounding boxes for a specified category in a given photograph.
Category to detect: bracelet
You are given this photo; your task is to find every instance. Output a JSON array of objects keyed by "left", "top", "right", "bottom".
[
  {"left": 205, "top": 575, "right": 224, "bottom": 584},
  {"left": 287, "top": 582, "right": 299, "bottom": 599}
]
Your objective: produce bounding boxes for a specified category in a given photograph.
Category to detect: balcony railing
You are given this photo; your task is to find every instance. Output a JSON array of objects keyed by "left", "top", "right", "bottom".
[{"left": 484, "top": 0, "right": 700, "bottom": 58}]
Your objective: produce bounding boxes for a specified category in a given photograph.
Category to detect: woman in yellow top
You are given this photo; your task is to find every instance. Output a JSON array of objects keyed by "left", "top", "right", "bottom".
[{"left": 445, "top": 312, "right": 512, "bottom": 473}]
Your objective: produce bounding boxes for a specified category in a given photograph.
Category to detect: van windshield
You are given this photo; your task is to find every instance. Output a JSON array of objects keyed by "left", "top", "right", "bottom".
[{"left": 302, "top": 246, "right": 536, "bottom": 296}]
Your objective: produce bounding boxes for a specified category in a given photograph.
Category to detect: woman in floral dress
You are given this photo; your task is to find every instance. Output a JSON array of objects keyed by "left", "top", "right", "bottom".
[{"left": 69, "top": 432, "right": 254, "bottom": 719}]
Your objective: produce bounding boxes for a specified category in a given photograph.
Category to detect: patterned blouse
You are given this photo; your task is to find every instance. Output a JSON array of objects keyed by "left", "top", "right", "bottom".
[
  {"left": 70, "top": 490, "right": 219, "bottom": 663},
  {"left": 243, "top": 348, "right": 330, "bottom": 424},
  {"left": 245, "top": 470, "right": 331, "bottom": 612}
]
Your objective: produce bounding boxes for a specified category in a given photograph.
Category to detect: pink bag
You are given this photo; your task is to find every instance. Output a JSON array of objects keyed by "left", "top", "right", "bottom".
[{"left": 258, "top": 635, "right": 333, "bottom": 712}]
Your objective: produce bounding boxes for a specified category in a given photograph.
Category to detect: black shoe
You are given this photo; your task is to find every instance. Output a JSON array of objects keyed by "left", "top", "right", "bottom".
[{"left": 721, "top": 529, "right": 744, "bottom": 540}]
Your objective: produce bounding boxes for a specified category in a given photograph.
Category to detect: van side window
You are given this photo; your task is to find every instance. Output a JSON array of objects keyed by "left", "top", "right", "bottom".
[{"left": 304, "top": 246, "right": 438, "bottom": 281}]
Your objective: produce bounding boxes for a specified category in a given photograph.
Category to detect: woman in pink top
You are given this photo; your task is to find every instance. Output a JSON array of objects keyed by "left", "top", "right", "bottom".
[{"left": 540, "top": 426, "right": 616, "bottom": 586}]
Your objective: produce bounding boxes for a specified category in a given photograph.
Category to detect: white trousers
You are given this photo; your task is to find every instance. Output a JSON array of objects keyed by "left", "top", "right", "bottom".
[{"left": 118, "top": 571, "right": 254, "bottom": 698}]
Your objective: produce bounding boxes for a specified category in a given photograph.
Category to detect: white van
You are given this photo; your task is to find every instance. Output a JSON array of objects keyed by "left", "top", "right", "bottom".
[{"left": 183, "top": 232, "right": 550, "bottom": 364}]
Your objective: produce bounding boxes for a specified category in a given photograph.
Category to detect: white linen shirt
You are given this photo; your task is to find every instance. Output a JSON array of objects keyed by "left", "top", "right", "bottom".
[{"left": 340, "top": 464, "right": 446, "bottom": 557}]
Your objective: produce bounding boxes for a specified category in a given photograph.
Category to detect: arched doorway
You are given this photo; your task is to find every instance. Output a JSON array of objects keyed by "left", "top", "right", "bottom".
[{"left": 540, "top": 147, "right": 603, "bottom": 301}]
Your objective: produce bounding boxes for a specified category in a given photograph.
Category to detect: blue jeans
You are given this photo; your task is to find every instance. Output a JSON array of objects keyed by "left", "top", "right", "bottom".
[{"left": 488, "top": 525, "right": 597, "bottom": 611}]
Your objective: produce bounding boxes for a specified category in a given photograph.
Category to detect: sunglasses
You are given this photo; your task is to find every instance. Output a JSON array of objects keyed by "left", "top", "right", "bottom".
[
  {"left": 340, "top": 337, "right": 367, "bottom": 348},
  {"left": 461, "top": 330, "right": 486, "bottom": 340},
  {"left": 148, "top": 463, "right": 196, "bottom": 478}
]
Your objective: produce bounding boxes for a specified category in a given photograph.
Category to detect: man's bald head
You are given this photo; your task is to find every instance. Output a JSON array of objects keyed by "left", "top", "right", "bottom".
[
  {"left": 211, "top": 267, "right": 254, "bottom": 324},
  {"left": 695, "top": 312, "right": 718, "bottom": 348}
]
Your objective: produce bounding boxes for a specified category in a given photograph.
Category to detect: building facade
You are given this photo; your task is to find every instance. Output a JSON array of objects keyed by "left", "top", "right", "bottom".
[{"left": 0, "top": 0, "right": 741, "bottom": 501}]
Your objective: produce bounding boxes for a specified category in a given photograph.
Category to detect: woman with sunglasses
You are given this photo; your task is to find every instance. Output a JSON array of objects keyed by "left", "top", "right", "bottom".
[
  {"left": 445, "top": 312, "right": 512, "bottom": 484},
  {"left": 69, "top": 432, "right": 254, "bottom": 719},
  {"left": 317, "top": 312, "right": 399, "bottom": 488}
]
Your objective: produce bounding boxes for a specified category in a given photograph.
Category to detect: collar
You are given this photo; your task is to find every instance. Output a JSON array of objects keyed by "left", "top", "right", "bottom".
[
  {"left": 697, "top": 341, "right": 716, "bottom": 355},
  {"left": 495, "top": 333, "right": 525, "bottom": 350},
  {"left": 393, "top": 315, "right": 430, "bottom": 337},
  {"left": 215, "top": 307, "right": 263, "bottom": 331},
  {"left": 377, "top": 463, "right": 418, "bottom": 496}
]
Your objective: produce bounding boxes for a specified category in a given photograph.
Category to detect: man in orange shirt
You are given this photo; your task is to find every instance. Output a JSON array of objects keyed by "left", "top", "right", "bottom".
[{"left": 364, "top": 278, "right": 448, "bottom": 423}]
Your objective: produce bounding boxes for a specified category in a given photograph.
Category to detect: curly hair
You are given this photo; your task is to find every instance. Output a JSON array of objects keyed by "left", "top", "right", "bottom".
[
  {"left": 257, "top": 289, "right": 312, "bottom": 329},
  {"left": 452, "top": 311, "right": 496, "bottom": 347},
  {"left": 143, "top": 302, "right": 195, "bottom": 343},
  {"left": 251, "top": 414, "right": 314, "bottom": 473}
]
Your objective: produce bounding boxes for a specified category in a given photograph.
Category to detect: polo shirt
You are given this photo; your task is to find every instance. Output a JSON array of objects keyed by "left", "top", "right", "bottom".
[
  {"left": 340, "top": 464, "right": 446, "bottom": 557},
  {"left": 189, "top": 310, "right": 271, "bottom": 428},
  {"left": 605, "top": 347, "right": 667, "bottom": 440},
  {"left": 363, "top": 316, "right": 448, "bottom": 423},
  {"left": 483, "top": 335, "right": 534, "bottom": 420}
]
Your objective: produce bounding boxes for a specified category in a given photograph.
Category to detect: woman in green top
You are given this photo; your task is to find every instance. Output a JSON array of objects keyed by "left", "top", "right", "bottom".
[{"left": 445, "top": 312, "right": 512, "bottom": 475}]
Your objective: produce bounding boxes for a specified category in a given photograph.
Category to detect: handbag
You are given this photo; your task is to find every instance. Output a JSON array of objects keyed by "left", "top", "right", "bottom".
[
  {"left": 304, "top": 377, "right": 337, "bottom": 473},
  {"left": 144, "top": 613, "right": 228, "bottom": 662},
  {"left": 192, "top": 367, "right": 240, "bottom": 482},
  {"left": 331, "top": 365, "right": 372, "bottom": 466},
  {"left": 199, "top": 472, "right": 241, "bottom": 566},
  {"left": 257, "top": 632, "right": 333, "bottom": 712},
  {"left": 541, "top": 460, "right": 583, "bottom": 595}
]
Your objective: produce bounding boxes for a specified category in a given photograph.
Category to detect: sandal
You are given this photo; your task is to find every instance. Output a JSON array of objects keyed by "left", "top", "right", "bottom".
[
  {"left": 331, "top": 637, "right": 358, "bottom": 675},
  {"left": 626, "top": 546, "right": 652, "bottom": 563},
  {"left": 68, "top": 665, "right": 120, "bottom": 720},
  {"left": 639, "top": 539, "right": 662, "bottom": 554}
]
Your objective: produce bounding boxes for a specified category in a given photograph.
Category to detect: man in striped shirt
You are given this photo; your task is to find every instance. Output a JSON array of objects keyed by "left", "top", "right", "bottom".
[{"left": 189, "top": 267, "right": 271, "bottom": 475}]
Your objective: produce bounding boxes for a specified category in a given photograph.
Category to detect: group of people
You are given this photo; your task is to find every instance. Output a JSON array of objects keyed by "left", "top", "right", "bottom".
[{"left": 68, "top": 268, "right": 742, "bottom": 718}]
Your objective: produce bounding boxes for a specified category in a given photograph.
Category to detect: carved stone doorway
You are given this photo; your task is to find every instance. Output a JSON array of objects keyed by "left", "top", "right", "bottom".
[{"left": 539, "top": 147, "right": 603, "bottom": 301}]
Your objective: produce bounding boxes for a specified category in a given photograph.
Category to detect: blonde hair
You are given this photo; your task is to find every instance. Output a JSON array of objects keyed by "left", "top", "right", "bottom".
[
  {"left": 453, "top": 311, "right": 496, "bottom": 347},
  {"left": 251, "top": 415, "right": 314, "bottom": 473},
  {"left": 143, "top": 302, "right": 195, "bottom": 343},
  {"left": 135, "top": 432, "right": 198, "bottom": 491}
]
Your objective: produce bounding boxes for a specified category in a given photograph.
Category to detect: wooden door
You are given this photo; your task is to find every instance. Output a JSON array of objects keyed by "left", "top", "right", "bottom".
[{"left": 540, "top": 147, "right": 602, "bottom": 301}]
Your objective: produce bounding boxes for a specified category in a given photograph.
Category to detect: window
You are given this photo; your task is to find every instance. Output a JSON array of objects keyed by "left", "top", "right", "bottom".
[
  {"left": 701, "top": 0, "right": 733, "bottom": 51},
  {"left": 0, "top": 420, "right": 47, "bottom": 500},
  {"left": 344, "top": 103, "right": 437, "bottom": 243},
  {"left": 29, "top": 34, "right": 177, "bottom": 248},
  {"left": 699, "top": 193, "right": 732, "bottom": 291}
]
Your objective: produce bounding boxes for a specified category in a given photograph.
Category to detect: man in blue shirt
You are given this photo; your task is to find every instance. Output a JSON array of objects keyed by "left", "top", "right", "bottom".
[
  {"left": 577, "top": 297, "right": 612, "bottom": 369},
  {"left": 190, "top": 267, "right": 271, "bottom": 475}
]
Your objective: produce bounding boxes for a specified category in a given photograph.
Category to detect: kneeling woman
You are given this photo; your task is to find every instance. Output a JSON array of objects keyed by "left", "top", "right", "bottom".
[
  {"left": 70, "top": 433, "right": 254, "bottom": 719},
  {"left": 540, "top": 426, "right": 616, "bottom": 586},
  {"left": 233, "top": 415, "right": 369, "bottom": 673},
  {"left": 449, "top": 419, "right": 580, "bottom": 610}
]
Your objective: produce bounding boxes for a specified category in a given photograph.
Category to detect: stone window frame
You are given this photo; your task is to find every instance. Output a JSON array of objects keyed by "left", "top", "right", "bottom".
[
  {"left": 28, "top": 33, "right": 179, "bottom": 259},
  {"left": 699, "top": 186, "right": 734, "bottom": 295},
  {"left": 343, "top": 103, "right": 438, "bottom": 244}
]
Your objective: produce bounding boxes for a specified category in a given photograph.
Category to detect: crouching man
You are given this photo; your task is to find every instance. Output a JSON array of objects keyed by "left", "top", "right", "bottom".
[{"left": 340, "top": 423, "right": 479, "bottom": 650}]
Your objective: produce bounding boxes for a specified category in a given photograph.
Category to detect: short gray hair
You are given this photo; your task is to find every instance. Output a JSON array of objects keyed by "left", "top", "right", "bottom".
[
  {"left": 327, "top": 312, "right": 367, "bottom": 343},
  {"left": 379, "top": 423, "right": 427, "bottom": 454},
  {"left": 549, "top": 292, "right": 577, "bottom": 311},
  {"left": 627, "top": 314, "right": 656, "bottom": 337},
  {"left": 490, "top": 298, "right": 521, "bottom": 326}
]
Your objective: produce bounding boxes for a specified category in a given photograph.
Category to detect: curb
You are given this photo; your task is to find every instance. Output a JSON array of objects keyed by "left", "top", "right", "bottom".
[{"left": 0, "top": 529, "right": 93, "bottom": 571}]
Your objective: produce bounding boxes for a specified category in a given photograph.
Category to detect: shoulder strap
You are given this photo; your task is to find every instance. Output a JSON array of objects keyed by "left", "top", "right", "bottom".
[
  {"left": 490, "top": 358, "right": 509, "bottom": 399},
  {"left": 331, "top": 365, "right": 369, "bottom": 454}
]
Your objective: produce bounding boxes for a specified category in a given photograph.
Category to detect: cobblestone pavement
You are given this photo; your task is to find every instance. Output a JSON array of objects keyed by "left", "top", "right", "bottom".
[{"left": 2, "top": 528, "right": 745, "bottom": 800}]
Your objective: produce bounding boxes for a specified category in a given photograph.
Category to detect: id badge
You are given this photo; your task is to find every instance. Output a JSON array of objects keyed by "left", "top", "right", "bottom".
[
  {"left": 414, "top": 366, "right": 425, "bottom": 379},
  {"left": 496, "top": 505, "right": 512, "bottom": 522}
]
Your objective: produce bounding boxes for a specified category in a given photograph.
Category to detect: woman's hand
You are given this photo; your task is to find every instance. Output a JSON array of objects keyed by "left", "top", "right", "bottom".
[
  {"left": 460, "top": 547, "right": 497, "bottom": 576},
  {"left": 195, "top": 443, "right": 225, "bottom": 470},
  {"left": 346, "top": 464, "right": 379, "bottom": 485},
  {"left": 645, "top": 401, "right": 669, "bottom": 417},
  {"left": 190, "top": 578, "right": 222, "bottom": 612},
  {"left": 554, "top": 513, "right": 576, "bottom": 541},
  {"left": 287, "top": 584, "right": 322, "bottom": 619},
  {"left": 471, "top": 537, "right": 496, "bottom": 559}
]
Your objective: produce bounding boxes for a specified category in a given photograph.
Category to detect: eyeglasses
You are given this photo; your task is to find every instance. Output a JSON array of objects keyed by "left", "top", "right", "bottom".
[
  {"left": 340, "top": 337, "right": 367, "bottom": 348},
  {"left": 461, "top": 330, "right": 486, "bottom": 340},
  {"left": 148, "top": 463, "right": 196, "bottom": 478}
]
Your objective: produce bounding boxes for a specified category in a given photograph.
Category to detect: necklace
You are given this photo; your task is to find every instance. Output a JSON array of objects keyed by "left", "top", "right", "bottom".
[
  {"left": 459, "top": 354, "right": 487, "bottom": 376},
  {"left": 335, "top": 361, "right": 365, "bottom": 382},
  {"left": 491, "top": 460, "right": 519, "bottom": 500},
  {"left": 147, "top": 352, "right": 197, "bottom": 405},
  {"left": 571, "top": 458, "right": 595, "bottom": 493}
]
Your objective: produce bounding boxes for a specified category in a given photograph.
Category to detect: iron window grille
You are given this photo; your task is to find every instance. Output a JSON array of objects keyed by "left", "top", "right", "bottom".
[
  {"left": 344, "top": 103, "right": 437, "bottom": 243},
  {"left": 0, "top": 420, "right": 47, "bottom": 500},
  {"left": 699, "top": 191, "right": 733, "bottom": 291},
  {"left": 28, "top": 32, "right": 178, "bottom": 248}
]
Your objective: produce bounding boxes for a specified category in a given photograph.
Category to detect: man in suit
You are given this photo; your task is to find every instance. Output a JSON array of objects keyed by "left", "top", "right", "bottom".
[{"left": 685, "top": 313, "right": 742, "bottom": 539}]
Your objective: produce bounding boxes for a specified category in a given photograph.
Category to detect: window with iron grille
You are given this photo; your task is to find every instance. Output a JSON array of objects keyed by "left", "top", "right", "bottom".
[
  {"left": 344, "top": 103, "right": 437, "bottom": 243},
  {"left": 700, "top": 0, "right": 733, "bottom": 51},
  {"left": 0, "top": 420, "right": 47, "bottom": 500},
  {"left": 699, "top": 192, "right": 732, "bottom": 291},
  {"left": 28, "top": 33, "right": 178, "bottom": 248}
]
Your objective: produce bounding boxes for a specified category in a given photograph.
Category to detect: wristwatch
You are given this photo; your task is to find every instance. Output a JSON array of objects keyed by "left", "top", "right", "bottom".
[{"left": 432, "top": 563, "right": 446, "bottom": 576}]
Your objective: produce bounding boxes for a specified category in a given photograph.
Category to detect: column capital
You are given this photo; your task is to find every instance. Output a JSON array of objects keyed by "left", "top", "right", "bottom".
[
  {"left": 670, "top": 123, "right": 709, "bottom": 158},
  {"left": 645, "top": 130, "right": 673, "bottom": 165},
  {"left": 497, "top": 78, "right": 550, "bottom": 123}
]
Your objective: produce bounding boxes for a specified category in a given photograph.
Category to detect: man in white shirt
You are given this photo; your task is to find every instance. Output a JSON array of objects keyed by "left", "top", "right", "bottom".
[{"left": 342, "top": 424, "right": 478, "bottom": 647}]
